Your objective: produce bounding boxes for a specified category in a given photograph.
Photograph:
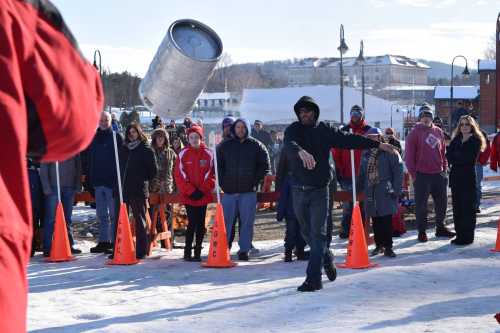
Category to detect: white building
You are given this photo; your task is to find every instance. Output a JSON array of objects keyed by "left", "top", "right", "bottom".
[{"left": 288, "top": 55, "right": 429, "bottom": 89}]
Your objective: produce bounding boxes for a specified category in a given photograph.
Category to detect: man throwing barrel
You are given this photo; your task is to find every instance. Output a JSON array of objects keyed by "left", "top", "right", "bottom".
[{"left": 283, "top": 96, "right": 395, "bottom": 292}]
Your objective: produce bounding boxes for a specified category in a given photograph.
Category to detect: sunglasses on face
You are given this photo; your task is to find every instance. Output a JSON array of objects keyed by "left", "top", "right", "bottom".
[
  {"left": 385, "top": 132, "right": 394, "bottom": 136},
  {"left": 460, "top": 123, "right": 471, "bottom": 127},
  {"left": 299, "top": 108, "right": 313, "bottom": 114},
  {"left": 351, "top": 111, "right": 362, "bottom": 117}
]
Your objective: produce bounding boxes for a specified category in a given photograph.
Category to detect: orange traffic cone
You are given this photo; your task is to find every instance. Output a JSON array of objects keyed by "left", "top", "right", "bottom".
[
  {"left": 490, "top": 218, "right": 500, "bottom": 252},
  {"left": 107, "top": 204, "right": 139, "bottom": 265},
  {"left": 46, "top": 202, "right": 75, "bottom": 262},
  {"left": 202, "top": 203, "right": 236, "bottom": 268},
  {"left": 338, "top": 203, "right": 377, "bottom": 269}
]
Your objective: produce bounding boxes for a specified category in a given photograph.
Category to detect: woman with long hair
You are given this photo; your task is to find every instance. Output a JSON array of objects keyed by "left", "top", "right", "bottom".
[
  {"left": 174, "top": 125, "right": 215, "bottom": 261},
  {"left": 446, "top": 115, "right": 486, "bottom": 245},
  {"left": 149, "top": 128, "right": 177, "bottom": 247},
  {"left": 119, "top": 122, "right": 157, "bottom": 259}
]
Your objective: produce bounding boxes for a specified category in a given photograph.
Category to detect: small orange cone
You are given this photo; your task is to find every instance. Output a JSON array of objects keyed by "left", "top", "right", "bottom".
[
  {"left": 107, "top": 204, "right": 139, "bottom": 265},
  {"left": 46, "top": 202, "right": 75, "bottom": 262},
  {"left": 338, "top": 203, "right": 377, "bottom": 269},
  {"left": 490, "top": 218, "right": 500, "bottom": 252},
  {"left": 202, "top": 203, "right": 236, "bottom": 268}
]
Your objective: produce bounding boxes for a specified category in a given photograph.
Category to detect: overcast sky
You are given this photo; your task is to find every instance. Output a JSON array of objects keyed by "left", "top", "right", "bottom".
[{"left": 52, "top": 0, "right": 497, "bottom": 76}]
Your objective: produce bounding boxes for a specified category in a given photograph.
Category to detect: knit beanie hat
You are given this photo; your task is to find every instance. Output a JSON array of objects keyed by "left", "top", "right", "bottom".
[{"left": 187, "top": 125, "right": 204, "bottom": 140}]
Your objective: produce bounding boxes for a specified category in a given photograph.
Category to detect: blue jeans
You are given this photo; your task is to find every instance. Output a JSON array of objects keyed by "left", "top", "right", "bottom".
[
  {"left": 43, "top": 187, "right": 76, "bottom": 252},
  {"left": 222, "top": 192, "right": 257, "bottom": 254},
  {"left": 292, "top": 186, "right": 333, "bottom": 285},
  {"left": 94, "top": 186, "right": 116, "bottom": 242},
  {"left": 475, "top": 164, "right": 483, "bottom": 209}
]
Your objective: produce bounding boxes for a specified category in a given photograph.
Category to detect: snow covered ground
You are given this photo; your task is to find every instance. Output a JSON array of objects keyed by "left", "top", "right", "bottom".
[{"left": 28, "top": 201, "right": 500, "bottom": 332}]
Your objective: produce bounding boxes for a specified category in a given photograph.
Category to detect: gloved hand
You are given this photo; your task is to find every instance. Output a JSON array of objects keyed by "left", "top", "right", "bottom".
[{"left": 189, "top": 189, "right": 204, "bottom": 200}]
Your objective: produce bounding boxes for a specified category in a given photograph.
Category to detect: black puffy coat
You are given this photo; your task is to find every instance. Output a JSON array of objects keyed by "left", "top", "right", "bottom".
[
  {"left": 446, "top": 134, "right": 481, "bottom": 190},
  {"left": 120, "top": 141, "right": 158, "bottom": 201},
  {"left": 217, "top": 119, "right": 270, "bottom": 194}
]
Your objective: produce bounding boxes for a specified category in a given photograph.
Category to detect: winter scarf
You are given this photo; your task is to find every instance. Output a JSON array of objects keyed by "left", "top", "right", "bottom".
[
  {"left": 127, "top": 140, "right": 141, "bottom": 150},
  {"left": 367, "top": 148, "right": 380, "bottom": 186}
]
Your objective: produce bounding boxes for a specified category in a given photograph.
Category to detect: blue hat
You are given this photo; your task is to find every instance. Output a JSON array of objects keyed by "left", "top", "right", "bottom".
[
  {"left": 222, "top": 116, "right": 235, "bottom": 129},
  {"left": 365, "top": 127, "right": 382, "bottom": 136}
]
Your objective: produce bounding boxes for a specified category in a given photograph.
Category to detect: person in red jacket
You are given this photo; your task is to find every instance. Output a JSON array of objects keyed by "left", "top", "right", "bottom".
[
  {"left": 0, "top": 1, "right": 103, "bottom": 332},
  {"left": 490, "top": 132, "right": 500, "bottom": 172},
  {"left": 174, "top": 125, "right": 215, "bottom": 262},
  {"left": 333, "top": 105, "right": 371, "bottom": 238},
  {"left": 475, "top": 130, "right": 491, "bottom": 213}
]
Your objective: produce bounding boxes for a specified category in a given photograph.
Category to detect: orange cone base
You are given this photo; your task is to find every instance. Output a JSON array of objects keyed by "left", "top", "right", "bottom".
[
  {"left": 202, "top": 261, "right": 237, "bottom": 268},
  {"left": 106, "top": 258, "right": 140, "bottom": 266},
  {"left": 45, "top": 256, "right": 76, "bottom": 263},
  {"left": 337, "top": 262, "right": 378, "bottom": 269}
]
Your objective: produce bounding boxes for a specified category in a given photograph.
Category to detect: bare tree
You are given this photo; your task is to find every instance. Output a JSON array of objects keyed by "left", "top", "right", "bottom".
[{"left": 484, "top": 35, "right": 496, "bottom": 60}]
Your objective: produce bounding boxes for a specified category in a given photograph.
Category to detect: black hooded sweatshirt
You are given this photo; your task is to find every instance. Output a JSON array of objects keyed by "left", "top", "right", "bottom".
[{"left": 284, "top": 96, "right": 380, "bottom": 188}]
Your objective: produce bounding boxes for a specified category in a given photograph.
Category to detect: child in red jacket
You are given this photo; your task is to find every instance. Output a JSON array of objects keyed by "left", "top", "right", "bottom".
[{"left": 174, "top": 125, "right": 215, "bottom": 261}]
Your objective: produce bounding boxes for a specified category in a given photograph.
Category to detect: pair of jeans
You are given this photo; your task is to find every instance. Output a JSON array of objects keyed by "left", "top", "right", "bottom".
[
  {"left": 414, "top": 172, "right": 448, "bottom": 233},
  {"left": 94, "top": 186, "right": 116, "bottom": 243},
  {"left": 222, "top": 192, "right": 257, "bottom": 254},
  {"left": 43, "top": 186, "right": 76, "bottom": 252},
  {"left": 475, "top": 164, "right": 483, "bottom": 209},
  {"left": 372, "top": 215, "right": 393, "bottom": 249},
  {"left": 292, "top": 185, "right": 333, "bottom": 285}
]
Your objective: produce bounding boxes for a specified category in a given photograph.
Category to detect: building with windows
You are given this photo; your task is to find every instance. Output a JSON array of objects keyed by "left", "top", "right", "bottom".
[{"left": 288, "top": 55, "right": 429, "bottom": 89}]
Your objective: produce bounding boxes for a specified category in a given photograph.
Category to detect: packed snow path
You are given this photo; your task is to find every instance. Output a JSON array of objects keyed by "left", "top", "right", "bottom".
[{"left": 28, "top": 213, "right": 500, "bottom": 332}]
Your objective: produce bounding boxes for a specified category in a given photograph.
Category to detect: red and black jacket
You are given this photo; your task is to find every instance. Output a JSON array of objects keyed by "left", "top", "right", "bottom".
[
  {"left": 174, "top": 144, "right": 215, "bottom": 206},
  {"left": 333, "top": 121, "right": 371, "bottom": 180}
]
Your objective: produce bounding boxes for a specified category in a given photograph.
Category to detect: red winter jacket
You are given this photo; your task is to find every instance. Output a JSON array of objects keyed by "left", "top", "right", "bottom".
[
  {"left": 1, "top": 0, "right": 102, "bottom": 240},
  {"left": 174, "top": 144, "right": 216, "bottom": 206},
  {"left": 0, "top": 1, "right": 102, "bottom": 332},
  {"left": 333, "top": 121, "right": 371, "bottom": 179},
  {"left": 490, "top": 133, "right": 500, "bottom": 171}
]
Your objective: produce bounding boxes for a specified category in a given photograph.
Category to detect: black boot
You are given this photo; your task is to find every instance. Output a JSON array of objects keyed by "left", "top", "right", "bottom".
[
  {"left": 90, "top": 242, "right": 111, "bottom": 254},
  {"left": 370, "top": 246, "right": 384, "bottom": 257},
  {"left": 384, "top": 248, "right": 396, "bottom": 258},
  {"left": 323, "top": 252, "right": 337, "bottom": 282},
  {"left": 295, "top": 248, "right": 309, "bottom": 261},
  {"left": 436, "top": 226, "right": 456, "bottom": 238},
  {"left": 284, "top": 248, "right": 293, "bottom": 262},
  {"left": 297, "top": 280, "right": 323, "bottom": 292},
  {"left": 183, "top": 247, "right": 192, "bottom": 261},
  {"left": 192, "top": 247, "right": 202, "bottom": 262}
]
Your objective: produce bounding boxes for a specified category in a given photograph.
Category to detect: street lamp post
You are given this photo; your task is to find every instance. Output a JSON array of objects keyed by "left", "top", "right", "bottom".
[
  {"left": 338, "top": 24, "right": 349, "bottom": 125},
  {"left": 449, "top": 55, "right": 470, "bottom": 132},
  {"left": 356, "top": 40, "right": 366, "bottom": 111},
  {"left": 93, "top": 49, "right": 102, "bottom": 76},
  {"left": 390, "top": 104, "right": 399, "bottom": 128}
]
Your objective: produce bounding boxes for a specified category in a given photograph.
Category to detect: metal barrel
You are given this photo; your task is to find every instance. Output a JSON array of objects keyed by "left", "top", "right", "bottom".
[{"left": 139, "top": 19, "right": 223, "bottom": 119}]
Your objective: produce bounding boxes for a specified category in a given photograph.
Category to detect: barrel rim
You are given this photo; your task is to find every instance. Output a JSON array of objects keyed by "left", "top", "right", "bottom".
[{"left": 168, "top": 18, "right": 223, "bottom": 63}]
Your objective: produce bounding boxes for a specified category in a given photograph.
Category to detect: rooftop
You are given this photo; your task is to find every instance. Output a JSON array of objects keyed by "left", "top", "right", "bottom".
[
  {"left": 434, "top": 86, "right": 479, "bottom": 100},
  {"left": 478, "top": 59, "right": 496, "bottom": 72}
]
